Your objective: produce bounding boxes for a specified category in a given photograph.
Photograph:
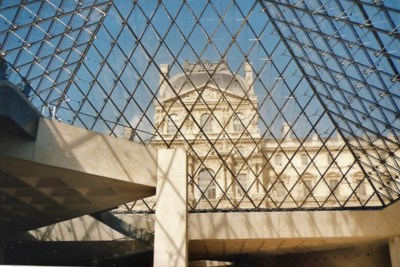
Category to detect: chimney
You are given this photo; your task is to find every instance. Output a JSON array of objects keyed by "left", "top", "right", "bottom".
[
  {"left": 312, "top": 133, "right": 319, "bottom": 141},
  {"left": 159, "top": 64, "right": 169, "bottom": 97},
  {"left": 244, "top": 62, "right": 254, "bottom": 95},
  {"left": 282, "top": 122, "right": 292, "bottom": 141}
]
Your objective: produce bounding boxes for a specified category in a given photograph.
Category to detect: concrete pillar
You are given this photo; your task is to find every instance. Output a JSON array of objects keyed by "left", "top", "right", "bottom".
[
  {"left": 389, "top": 236, "right": 400, "bottom": 267},
  {"left": 154, "top": 149, "right": 188, "bottom": 267}
]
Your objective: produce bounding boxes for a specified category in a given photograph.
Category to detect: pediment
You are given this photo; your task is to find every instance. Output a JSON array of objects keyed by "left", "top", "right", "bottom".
[{"left": 163, "top": 87, "right": 245, "bottom": 104}]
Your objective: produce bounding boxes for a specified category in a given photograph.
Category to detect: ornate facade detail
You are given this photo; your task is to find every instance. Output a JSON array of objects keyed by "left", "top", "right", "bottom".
[{"left": 147, "top": 61, "right": 396, "bottom": 211}]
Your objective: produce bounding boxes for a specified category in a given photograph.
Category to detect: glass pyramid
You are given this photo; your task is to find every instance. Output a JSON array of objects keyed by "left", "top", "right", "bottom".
[{"left": 1, "top": 0, "right": 399, "bottom": 212}]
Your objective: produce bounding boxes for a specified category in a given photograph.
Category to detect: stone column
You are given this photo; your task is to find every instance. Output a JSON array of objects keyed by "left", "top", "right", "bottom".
[
  {"left": 389, "top": 236, "right": 400, "bottom": 267},
  {"left": 247, "top": 164, "right": 253, "bottom": 195},
  {"left": 154, "top": 149, "right": 188, "bottom": 267},
  {"left": 226, "top": 156, "right": 235, "bottom": 200},
  {"left": 222, "top": 165, "right": 227, "bottom": 193},
  {"left": 255, "top": 163, "right": 260, "bottom": 194},
  {"left": 188, "top": 154, "right": 195, "bottom": 206}
]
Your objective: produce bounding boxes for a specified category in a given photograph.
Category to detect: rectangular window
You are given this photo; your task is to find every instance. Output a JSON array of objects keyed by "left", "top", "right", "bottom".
[
  {"left": 237, "top": 146, "right": 245, "bottom": 156},
  {"left": 301, "top": 153, "right": 308, "bottom": 165},
  {"left": 303, "top": 180, "right": 313, "bottom": 197},
  {"left": 233, "top": 113, "right": 245, "bottom": 132},
  {"left": 329, "top": 179, "right": 339, "bottom": 195},
  {"left": 167, "top": 114, "right": 179, "bottom": 133},
  {"left": 355, "top": 179, "right": 367, "bottom": 196},
  {"left": 207, "top": 184, "right": 216, "bottom": 199},
  {"left": 236, "top": 173, "right": 247, "bottom": 198},
  {"left": 276, "top": 181, "right": 286, "bottom": 198},
  {"left": 327, "top": 153, "right": 334, "bottom": 165},
  {"left": 275, "top": 154, "right": 282, "bottom": 166}
]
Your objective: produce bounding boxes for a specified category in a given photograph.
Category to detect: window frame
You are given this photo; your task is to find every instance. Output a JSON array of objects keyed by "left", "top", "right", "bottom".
[
  {"left": 275, "top": 178, "right": 287, "bottom": 199},
  {"left": 354, "top": 172, "right": 368, "bottom": 197},
  {"left": 200, "top": 113, "right": 213, "bottom": 133},
  {"left": 167, "top": 113, "right": 179, "bottom": 133},
  {"left": 301, "top": 173, "right": 314, "bottom": 198},
  {"left": 327, "top": 174, "right": 340, "bottom": 196},
  {"left": 198, "top": 169, "right": 216, "bottom": 200},
  {"left": 301, "top": 153, "right": 308, "bottom": 166},
  {"left": 236, "top": 173, "right": 247, "bottom": 198},
  {"left": 275, "top": 154, "right": 283, "bottom": 166},
  {"left": 233, "top": 112, "right": 245, "bottom": 132}
]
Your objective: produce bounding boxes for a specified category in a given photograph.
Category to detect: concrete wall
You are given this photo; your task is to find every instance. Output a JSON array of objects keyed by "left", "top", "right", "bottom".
[
  {"left": 1, "top": 118, "right": 157, "bottom": 187},
  {"left": 248, "top": 244, "right": 390, "bottom": 267},
  {"left": 189, "top": 208, "right": 399, "bottom": 241},
  {"left": 30, "top": 215, "right": 126, "bottom": 241},
  {"left": 188, "top": 201, "right": 400, "bottom": 261},
  {"left": 0, "top": 117, "right": 158, "bottom": 236}
]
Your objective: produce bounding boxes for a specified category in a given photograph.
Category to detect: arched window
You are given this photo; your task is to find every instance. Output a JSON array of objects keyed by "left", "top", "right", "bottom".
[
  {"left": 167, "top": 114, "right": 179, "bottom": 133},
  {"left": 198, "top": 169, "right": 216, "bottom": 199},
  {"left": 233, "top": 112, "right": 245, "bottom": 132},
  {"left": 200, "top": 113, "right": 213, "bottom": 132}
]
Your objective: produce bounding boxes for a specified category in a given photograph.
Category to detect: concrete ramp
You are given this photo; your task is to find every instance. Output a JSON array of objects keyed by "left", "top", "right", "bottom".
[{"left": 0, "top": 86, "right": 157, "bottom": 237}]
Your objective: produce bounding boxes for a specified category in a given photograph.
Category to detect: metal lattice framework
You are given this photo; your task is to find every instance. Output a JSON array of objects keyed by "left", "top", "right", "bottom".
[{"left": 0, "top": 0, "right": 399, "bottom": 212}]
